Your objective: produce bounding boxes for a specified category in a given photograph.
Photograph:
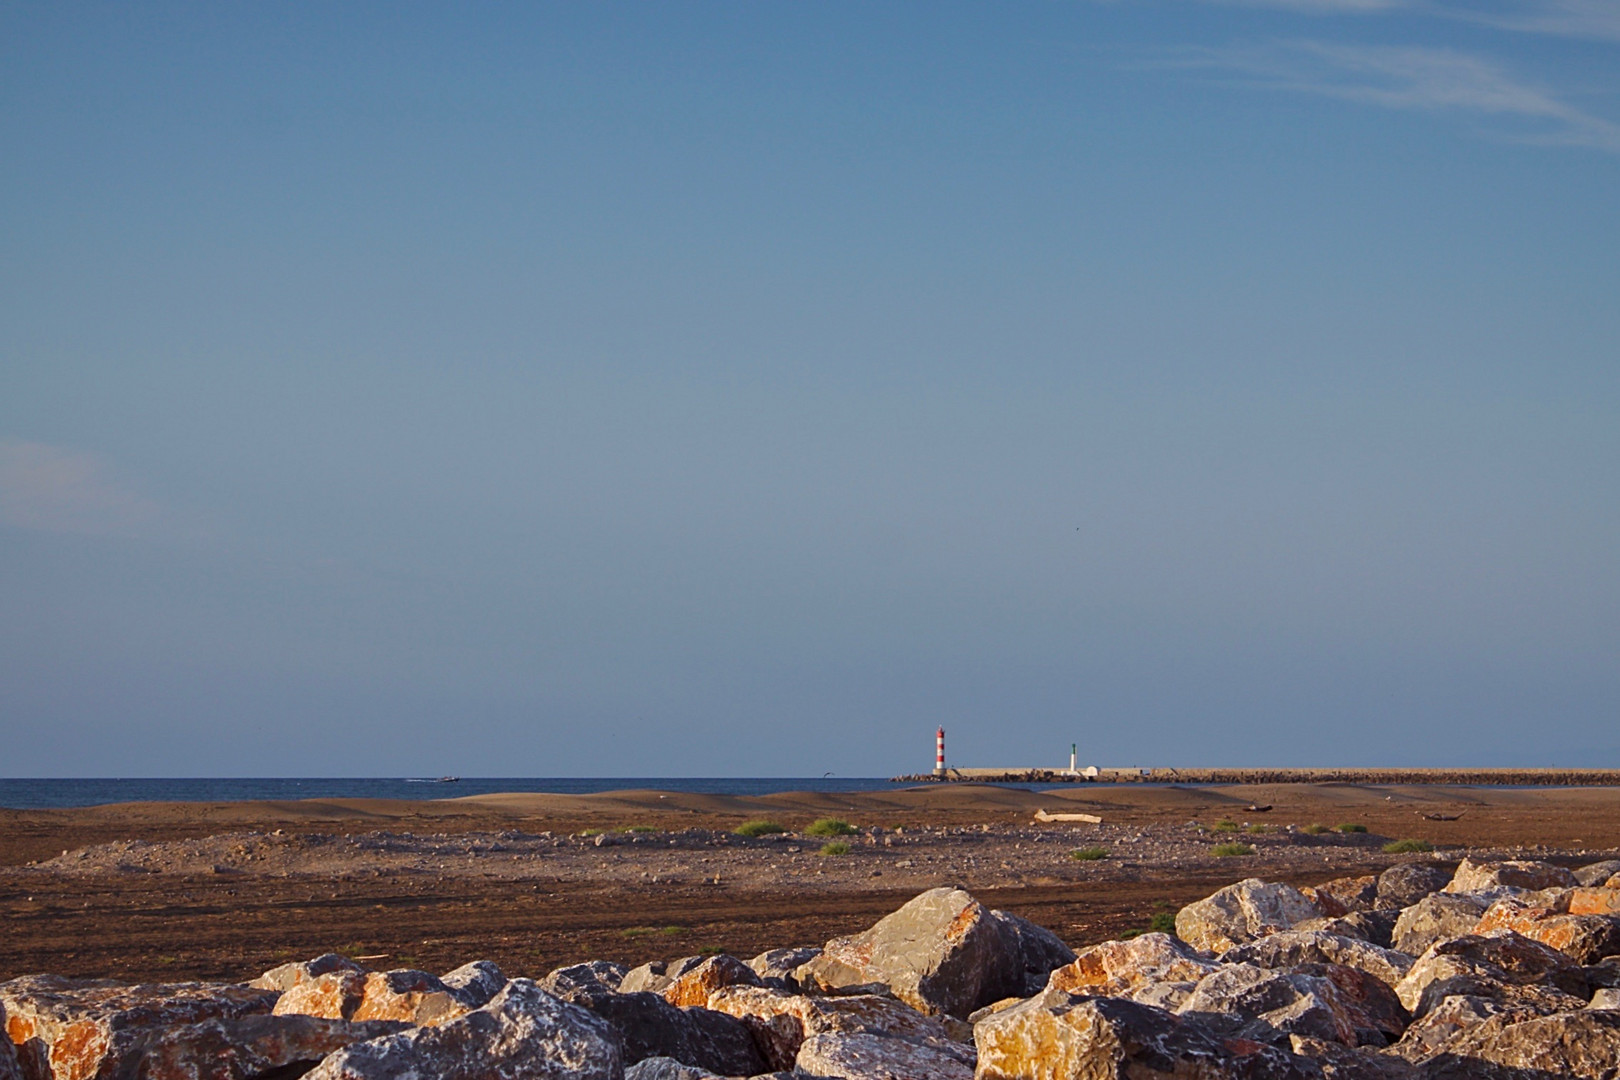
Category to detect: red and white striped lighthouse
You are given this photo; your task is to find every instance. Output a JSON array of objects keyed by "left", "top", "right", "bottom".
[{"left": 934, "top": 727, "right": 946, "bottom": 775}]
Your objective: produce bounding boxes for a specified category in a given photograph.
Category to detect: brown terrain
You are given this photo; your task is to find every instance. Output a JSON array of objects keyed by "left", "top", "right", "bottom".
[{"left": 2, "top": 782, "right": 1617, "bottom": 987}]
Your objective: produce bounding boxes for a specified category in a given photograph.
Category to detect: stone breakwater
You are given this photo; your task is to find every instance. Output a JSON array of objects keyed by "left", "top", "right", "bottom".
[
  {"left": 5, "top": 858, "right": 1620, "bottom": 1078},
  {"left": 893, "top": 767, "right": 1620, "bottom": 785}
]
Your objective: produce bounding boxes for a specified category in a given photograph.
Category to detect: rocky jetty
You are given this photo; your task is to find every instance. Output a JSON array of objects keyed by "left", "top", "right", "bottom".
[{"left": 5, "top": 861, "right": 1620, "bottom": 1078}]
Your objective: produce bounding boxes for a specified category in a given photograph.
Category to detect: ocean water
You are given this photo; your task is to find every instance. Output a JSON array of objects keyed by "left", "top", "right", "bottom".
[{"left": 0, "top": 777, "right": 920, "bottom": 810}]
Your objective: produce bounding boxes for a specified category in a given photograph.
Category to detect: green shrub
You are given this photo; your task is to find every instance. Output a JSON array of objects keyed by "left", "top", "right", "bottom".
[
  {"left": 1337, "top": 823, "right": 1369, "bottom": 834},
  {"left": 807, "top": 818, "right": 858, "bottom": 837},
  {"left": 1212, "top": 842, "right": 1255, "bottom": 857},
  {"left": 817, "top": 841, "right": 852, "bottom": 856},
  {"left": 1302, "top": 823, "right": 1332, "bottom": 835},
  {"left": 735, "top": 820, "right": 788, "bottom": 837},
  {"left": 1244, "top": 824, "right": 1271, "bottom": 835},
  {"left": 1212, "top": 819, "right": 1240, "bottom": 833},
  {"left": 1383, "top": 838, "right": 1434, "bottom": 854},
  {"left": 1069, "top": 847, "right": 1110, "bottom": 861},
  {"left": 1121, "top": 912, "right": 1180, "bottom": 940}
]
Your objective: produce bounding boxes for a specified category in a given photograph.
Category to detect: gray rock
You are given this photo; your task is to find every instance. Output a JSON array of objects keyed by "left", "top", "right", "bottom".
[
  {"left": 1589, "top": 987, "right": 1620, "bottom": 1009},
  {"left": 303, "top": 979, "right": 621, "bottom": 1080},
  {"left": 1377, "top": 864, "right": 1454, "bottom": 911},
  {"left": 541, "top": 961, "right": 630, "bottom": 998},
  {"left": 796, "top": 887, "right": 1033, "bottom": 1018},
  {"left": 1225, "top": 930, "right": 1415, "bottom": 989},
  {"left": 250, "top": 954, "right": 365, "bottom": 992},
  {"left": 1586, "top": 957, "right": 1620, "bottom": 989},
  {"left": 1391, "top": 893, "right": 1488, "bottom": 956},
  {"left": 1445, "top": 858, "right": 1577, "bottom": 895},
  {"left": 622, "top": 957, "right": 705, "bottom": 996},
  {"left": 439, "top": 960, "right": 506, "bottom": 1007},
  {"left": 622, "top": 1057, "right": 719, "bottom": 1080},
  {"left": 746, "top": 948, "right": 820, "bottom": 991},
  {"left": 1395, "top": 931, "right": 1588, "bottom": 1018},
  {"left": 705, "top": 986, "right": 972, "bottom": 1074},
  {"left": 1574, "top": 859, "right": 1620, "bottom": 887},
  {"left": 976, "top": 992, "right": 1318, "bottom": 1079},
  {"left": 119, "top": 1014, "right": 411, "bottom": 1080},
  {"left": 1421, "top": 1006, "right": 1620, "bottom": 1079},
  {"left": 1389, "top": 993, "right": 1556, "bottom": 1062},
  {"left": 1175, "top": 878, "right": 1324, "bottom": 955},
  {"left": 1177, "top": 963, "right": 1398, "bottom": 1048},
  {"left": 543, "top": 976, "right": 764, "bottom": 1076},
  {"left": 793, "top": 1031, "right": 975, "bottom": 1080},
  {"left": 1288, "top": 1035, "right": 1419, "bottom": 1079},
  {"left": 1298, "top": 910, "right": 1400, "bottom": 950},
  {"left": 991, "top": 908, "right": 1077, "bottom": 995}
]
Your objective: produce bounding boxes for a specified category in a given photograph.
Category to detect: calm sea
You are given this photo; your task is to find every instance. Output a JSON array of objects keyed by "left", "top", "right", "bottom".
[{"left": 0, "top": 777, "right": 921, "bottom": 810}]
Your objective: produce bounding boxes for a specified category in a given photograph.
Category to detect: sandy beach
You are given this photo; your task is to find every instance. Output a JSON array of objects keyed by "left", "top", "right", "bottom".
[{"left": 2, "top": 782, "right": 1617, "bottom": 987}]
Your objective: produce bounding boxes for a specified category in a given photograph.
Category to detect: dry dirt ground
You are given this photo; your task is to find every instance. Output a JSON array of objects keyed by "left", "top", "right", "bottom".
[{"left": 2, "top": 782, "right": 1617, "bottom": 985}]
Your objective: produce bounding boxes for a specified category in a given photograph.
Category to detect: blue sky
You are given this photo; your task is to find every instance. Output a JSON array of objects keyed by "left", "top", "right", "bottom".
[{"left": 2, "top": 1, "right": 1617, "bottom": 776}]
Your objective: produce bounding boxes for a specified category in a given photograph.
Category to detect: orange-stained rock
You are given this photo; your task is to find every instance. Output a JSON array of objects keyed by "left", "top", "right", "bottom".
[
  {"left": 1045, "top": 933, "right": 1218, "bottom": 998},
  {"left": 249, "top": 955, "right": 363, "bottom": 993},
  {"left": 705, "top": 986, "right": 971, "bottom": 1073},
  {"left": 0, "top": 976, "right": 278, "bottom": 1080},
  {"left": 0, "top": 1002, "right": 21, "bottom": 1080},
  {"left": 272, "top": 968, "right": 478, "bottom": 1027},
  {"left": 1472, "top": 898, "right": 1620, "bottom": 964},
  {"left": 659, "top": 956, "right": 760, "bottom": 1009},
  {"left": 270, "top": 971, "right": 366, "bottom": 1022},
  {"left": 1569, "top": 887, "right": 1620, "bottom": 916},
  {"left": 974, "top": 993, "right": 1315, "bottom": 1080}
]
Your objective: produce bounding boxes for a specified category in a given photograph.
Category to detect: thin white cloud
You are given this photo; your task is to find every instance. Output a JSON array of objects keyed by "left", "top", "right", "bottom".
[
  {"left": 1453, "top": 0, "right": 1620, "bottom": 42},
  {"left": 0, "top": 440, "right": 162, "bottom": 538},
  {"left": 1167, "top": 40, "right": 1620, "bottom": 151}
]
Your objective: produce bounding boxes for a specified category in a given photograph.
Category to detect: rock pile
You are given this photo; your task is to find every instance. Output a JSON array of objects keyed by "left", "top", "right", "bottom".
[{"left": 5, "top": 862, "right": 1620, "bottom": 1078}]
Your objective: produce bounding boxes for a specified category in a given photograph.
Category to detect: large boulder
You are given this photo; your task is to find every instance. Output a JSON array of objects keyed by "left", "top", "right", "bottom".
[
  {"left": 439, "top": 960, "right": 507, "bottom": 1005},
  {"left": 1418, "top": 1007, "right": 1620, "bottom": 1079},
  {"left": 1225, "top": 931, "right": 1414, "bottom": 990},
  {"left": 1390, "top": 993, "right": 1572, "bottom": 1063},
  {"left": 272, "top": 968, "right": 489, "bottom": 1026},
  {"left": 1296, "top": 910, "right": 1399, "bottom": 950},
  {"left": 1391, "top": 893, "right": 1487, "bottom": 956},
  {"left": 1045, "top": 933, "right": 1219, "bottom": 1002},
  {"left": 621, "top": 1059, "right": 720, "bottom": 1080},
  {"left": 540, "top": 962, "right": 629, "bottom": 998},
  {"left": 249, "top": 954, "right": 364, "bottom": 993},
  {"left": 303, "top": 979, "right": 620, "bottom": 1080},
  {"left": 1175, "top": 879, "right": 1323, "bottom": 955},
  {"left": 1303, "top": 876, "right": 1378, "bottom": 917},
  {"left": 112, "top": 1014, "right": 409, "bottom": 1080},
  {"left": 793, "top": 1031, "right": 974, "bottom": 1080},
  {"left": 544, "top": 973, "right": 764, "bottom": 1076},
  {"left": 994, "top": 910, "right": 1078, "bottom": 996},
  {"left": 659, "top": 956, "right": 760, "bottom": 1009},
  {"left": 1574, "top": 859, "right": 1620, "bottom": 887},
  {"left": 1569, "top": 886, "right": 1620, "bottom": 916},
  {"left": 974, "top": 993, "right": 1317, "bottom": 1080},
  {"left": 1376, "top": 865, "right": 1453, "bottom": 911},
  {"left": 1473, "top": 897, "right": 1620, "bottom": 963},
  {"left": 1176, "top": 962, "right": 1404, "bottom": 1048},
  {"left": 794, "top": 888, "right": 1051, "bottom": 1018},
  {"left": 1394, "top": 931, "right": 1588, "bottom": 1017},
  {"left": 0, "top": 975, "right": 278, "bottom": 1080},
  {"left": 621, "top": 959, "right": 703, "bottom": 996},
  {"left": 746, "top": 948, "right": 820, "bottom": 991},
  {"left": 0, "top": 1002, "right": 22, "bottom": 1080},
  {"left": 705, "top": 986, "right": 971, "bottom": 1074},
  {"left": 1445, "top": 858, "right": 1576, "bottom": 895},
  {"left": 1287, "top": 1035, "right": 1418, "bottom": 1080}
]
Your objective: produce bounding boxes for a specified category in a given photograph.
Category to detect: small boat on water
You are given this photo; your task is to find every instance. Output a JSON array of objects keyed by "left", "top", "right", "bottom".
[{"left": 437, "top": 776, "right": 460, "bottom": 783}]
